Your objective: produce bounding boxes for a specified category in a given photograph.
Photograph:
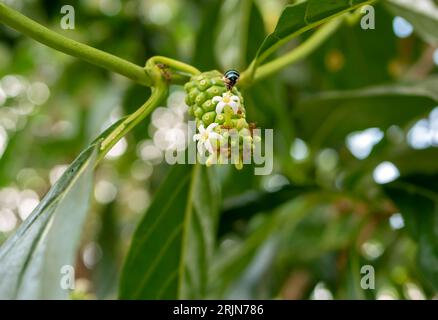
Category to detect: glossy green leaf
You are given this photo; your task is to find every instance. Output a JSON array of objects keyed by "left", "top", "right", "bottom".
[
  {"left": 245, "top": 0, "right": 266, "bottom": 67},
  {"left": 253, "top": 0, "right": 374, "bottom": 66},
  {"left": 386, "top": 0, "right": 438, "bottom": 45},
  {"left": 214, "top": 0, "right": 250, "bottom": 70},
  {"left": 192, "top": 0, "right": 222, "bottom": 71},
  {"left": 211, "top": 195, "right": 313, "bottom": 297},
  {"left": 0, "top": 143, "right": 98, "bottom": 299},
  {"left": 383, "top": 174, "right": 438, "bottom": 290},
  {"left": 94, "top": 202, "right": 120, "bottom": 299},
  {"left": 119, "top": 164, "right": 219, "bottom": 299},
  {"left": 295, "top": 77, "right": 438, "bottom": 148}
]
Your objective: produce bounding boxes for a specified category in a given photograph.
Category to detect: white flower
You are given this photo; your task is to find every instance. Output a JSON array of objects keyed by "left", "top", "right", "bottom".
[
  {"left": 193, "top": 123, "right": 222, "bottom": 154},
  {"left": 212, "top": 93, "right": 240, "bottom": 115}
]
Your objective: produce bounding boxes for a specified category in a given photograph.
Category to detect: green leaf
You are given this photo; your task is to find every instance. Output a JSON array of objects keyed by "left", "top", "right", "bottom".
[
  {"left": 0, "top": 143, "right": 98, "bottom": 299},
  {"left": 386, "top": 0, "right": 438, "bottom": 45},
  {"left": 295, "top": 77, "right": 438, "bottom": 148},
  {"left": 245, "top": 0, "right": 266, "bottom": 66},
  {"left": 253, "top": 0, "right": 374, "bottom": 66},
  {"left": 219, "top": 184, "right": 315, "bottom": 236},
  {"left": 214, "top": 0, "right": 252, "bottom": 70},
  {"left": 94, "top": 202, "right": 120, "bottom": 299},
  {"left": 192, "top": 0, "right": 222, "bottom": 71},
  {"left": 119, "top": 164, "right": 220, "bottom": 299},
  {"left": 383, "top": 175, "right": 438, "bottom": 290},
  {"left": 0, "top": 113, "right": 130, "bottom": 299},
  {"left": 307, "top": 5, "right": 398, "bottom": 90},
  {"left": 211, "top": 195, "right": 313, "bottom": 297},
  {"left": 193, "top": 0, "right": 265, "bottom": 71}
]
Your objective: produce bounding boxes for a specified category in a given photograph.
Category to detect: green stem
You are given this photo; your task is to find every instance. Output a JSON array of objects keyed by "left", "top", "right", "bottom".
[
  {"left": 239, "top": 17, "right": 343, "bottom": 87},
  {"left": 97, "top": 84, "right": 167, "bottom": 162},
  {"left": 256, "top": 0, "right": 376, "bottom": 67},
  {"left": 257, "top": 18, "right": 342, "bottom": 84},
  {"left": 97, "top": 60, "right": 167, "bottom": 162},
  {"left": 0, "top": 2, "right": 152, "bottom": 86},
  {"left": 150, "top": 56, "right": 200, "bottom": 76}
]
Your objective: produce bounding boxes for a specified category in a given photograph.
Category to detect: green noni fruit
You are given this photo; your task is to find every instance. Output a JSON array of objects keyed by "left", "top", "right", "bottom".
[{"left": 184, "top": 70, "right": 260, "bottom": 169}]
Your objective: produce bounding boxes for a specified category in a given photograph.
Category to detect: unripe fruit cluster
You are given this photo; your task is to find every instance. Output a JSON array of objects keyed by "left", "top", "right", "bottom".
[
  {"left": 184, "top": 70, "right": 246, "bottom": 127},
  {"left": 184, "top": 70, "right": 260, "bottom": 169}
]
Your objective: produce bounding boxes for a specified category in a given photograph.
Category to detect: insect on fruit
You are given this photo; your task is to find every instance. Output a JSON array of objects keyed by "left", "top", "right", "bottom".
[{"left": 223, "top": 69, "right": 240, "bottom": 91}]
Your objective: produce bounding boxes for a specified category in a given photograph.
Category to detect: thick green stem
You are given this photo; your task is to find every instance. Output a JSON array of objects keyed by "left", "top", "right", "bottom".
[
  {"left": 96, "top": 57, "right": 168, "bottom": 161},
  {"left": 150, "top": 56, "right": 200, "bottom": 76},
  {"left": 0, "top": 2, "right": 152, "bottom": 86},
  {"left": 256, "top": 18, "right": 342, "bottom": 84},
  {"left": 239, "top": 17, "right": 343, "bottom": 87},
  {"left": 98, "top": 84, "right": 167, "bottom": 162}
]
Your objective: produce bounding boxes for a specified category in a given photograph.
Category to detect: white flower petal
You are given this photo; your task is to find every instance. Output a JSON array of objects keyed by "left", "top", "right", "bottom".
[
  {"left": 193, "top": 133, "right": 201, "bottom": 141},
  {"left": 206, "top": 122, "right": 218, "bottom": 132},
  {"left": 230, "top": 102, "right": 239, "bottom": 114},
  {"left": 209, "top": 132, "right": 222, "bottom": 140},
  {"left": 205, "top": 140, "right": 214, "bottom": 154},
  {"left": 197, "top": 140, "right": 205, "bottom": 155},
  {"left": 198, "top": 124, "right": 206, "bottom": 134},
  {"left": 212, "top": 96, "right": 222, "bottom": 103},
  {"left": 231, "top": 95, "right": 240, "bottom": 102},
  {"left": 216, "top": 102, "right": 225, "bottom": 114}
]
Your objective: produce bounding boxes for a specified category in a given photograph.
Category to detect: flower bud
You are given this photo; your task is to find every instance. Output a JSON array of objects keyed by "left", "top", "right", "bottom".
[{"left": 202, "top": 111, "right": 216, "bottom": 126}]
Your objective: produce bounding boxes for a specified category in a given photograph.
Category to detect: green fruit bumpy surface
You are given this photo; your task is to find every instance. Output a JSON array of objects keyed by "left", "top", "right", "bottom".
[{"left": 184, "top": 70, "right": 247, "bottom": 129}]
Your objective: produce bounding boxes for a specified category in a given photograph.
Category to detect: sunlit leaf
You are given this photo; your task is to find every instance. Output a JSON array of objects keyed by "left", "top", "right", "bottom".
[
  {"left": 253, "top": 0, "right": 374, "bottom": 66},
  {"left": 192, "top": 0, "right": 222, "bottom": 71},
  {"left": 0, "top": 143, "right": 98, "bottom": 299},
  {"left": 295, "top": 77, "right": 438, "bottom": 148}
]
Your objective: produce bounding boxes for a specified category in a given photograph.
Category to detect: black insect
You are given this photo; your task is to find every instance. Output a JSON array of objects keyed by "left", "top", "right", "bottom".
[{"left": 223, "top": 69, "right": 240, "bottom": 91}]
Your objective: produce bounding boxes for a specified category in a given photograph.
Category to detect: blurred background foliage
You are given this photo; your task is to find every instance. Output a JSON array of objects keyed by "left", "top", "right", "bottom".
[{"left": 0, "top": 0, "right": 438, "bottom": 299}]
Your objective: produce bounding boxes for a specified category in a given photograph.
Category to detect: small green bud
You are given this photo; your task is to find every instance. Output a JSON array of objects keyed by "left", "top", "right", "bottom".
[
  {"left": 188, "top": 88, "right": 200, "bottom": 104},
  {"left": 195, "top": 92, "right": 208, "bottom": 105},
  {"left": 184, "top": 81, "right": 195, "bottom": 92},
  {"left": 185, "top": 94, "right": 191, "bottom": 106},
  {"left": 197, "top": 79, "right": 211, "bottom": 91},
  {"left": 202, "top": 111, "right": 216, "bottom": 126},
  {"left": 215, "top": 114, "right": 225, "bottom": 124},
  {"left": 207, "top": 86, "right": 225, "bottom": 99},
  {"left": 194, "top": 107, "right": 204, "bottom": 118},
  {"left": 202, "top": 100, "right": 215, "bottom": 112},
  {"left": 236, "top": 119, "right": 247, "bottom": 130},
  {"left": 210, "top": 76, "right": 224, "bottom": 85}
]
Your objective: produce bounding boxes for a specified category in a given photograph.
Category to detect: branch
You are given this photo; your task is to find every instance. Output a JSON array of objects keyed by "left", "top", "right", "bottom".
[
  {"left": 97, "top": 85, "right": 167, "bottom": 161},
  {"left": 96, "top": 87, "right": 167, "bottom": 162},
  {"left": 0, "top": 3, "right": 152, "bottom": 86},
  {"left": 150, "top": 56, "right": 200, "bottom": 76},
  {"left": 97, "top": 60, "right": 168, "bottom": 161},
  {"left": 239, "top": 17, "right": 343, "bottom": 87}
]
